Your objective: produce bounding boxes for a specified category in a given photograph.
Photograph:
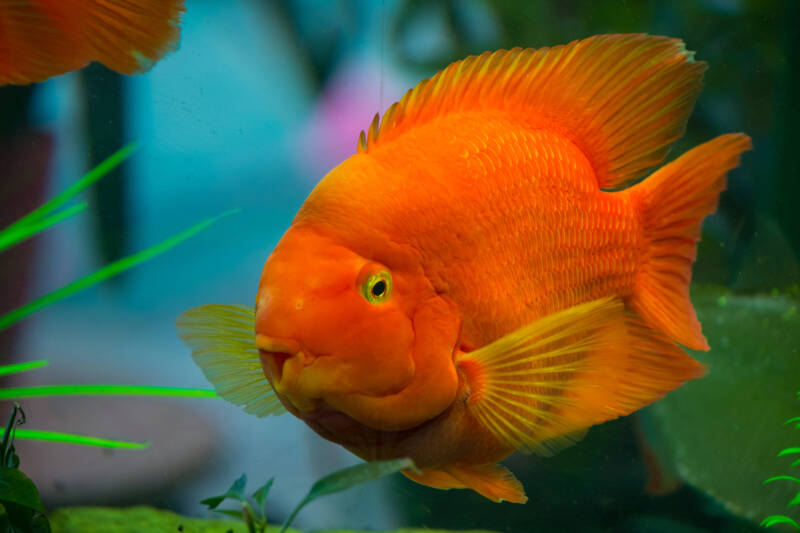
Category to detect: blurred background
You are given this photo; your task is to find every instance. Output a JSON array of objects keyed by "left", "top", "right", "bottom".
[{"left": 0, "top": 1, "right": 797, "bottom": 531}]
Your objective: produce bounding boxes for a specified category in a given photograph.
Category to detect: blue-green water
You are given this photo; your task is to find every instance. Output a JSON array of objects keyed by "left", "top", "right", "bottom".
[{"left": 0, "top": 1, "right": 797, "bottom": 532}]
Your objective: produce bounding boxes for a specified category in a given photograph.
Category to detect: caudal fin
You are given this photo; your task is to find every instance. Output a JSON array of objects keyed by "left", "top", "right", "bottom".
[{"left": 629, "top": 133, "right": 752, "bottom": 350}]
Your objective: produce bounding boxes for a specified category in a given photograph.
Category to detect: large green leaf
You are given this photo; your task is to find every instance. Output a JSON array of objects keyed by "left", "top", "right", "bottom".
[
  {"left": 640, "top": 286, "right": 800, "bottom": 525},
  {"left": 0, "top": 467, "right": 44, "bottom": 512}
]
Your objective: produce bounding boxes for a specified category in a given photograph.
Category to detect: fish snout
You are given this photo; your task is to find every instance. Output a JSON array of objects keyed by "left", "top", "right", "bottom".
[
  {"left": 256, "top": 334, "right": 319, "bottom": 411},
  {"left": 256, "top": 334, "right": 299, "bottom": 381}
]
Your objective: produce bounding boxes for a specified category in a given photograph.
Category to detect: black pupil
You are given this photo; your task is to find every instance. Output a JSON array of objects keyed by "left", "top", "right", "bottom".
[{"left": 372, "top": 280, "right": 386, "bottom": 297}]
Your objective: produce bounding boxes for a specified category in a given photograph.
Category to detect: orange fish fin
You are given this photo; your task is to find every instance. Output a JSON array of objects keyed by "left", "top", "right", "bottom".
[
  {"left": 403, "top": 464, "right": 527, "bottom": 503},
  {"left": 176, "top": 304, "right": 286, "bottom": 417},
  {"left": 446, "top": 464, "right": 527, "bottom": 504},
  {"left": 78, "top": 0, "right": 185, "bottom": 75},
  {"left": 401, "top": 469, "right": 467, "bottom": 490},
  {"left": 0, "top": 0, "right": 184, "bottom": 85},
  {"left": 0, "top": 2, "right": 88, "bottom": 85},
  {"left": 628, "top": 133, "right": 752, "bottom": 350},
  {"left": 458, "top": 298, "right": 704, "bottom": 455},
  {"left": 359, "top": 34, "right": 704, "bottom": 189}
]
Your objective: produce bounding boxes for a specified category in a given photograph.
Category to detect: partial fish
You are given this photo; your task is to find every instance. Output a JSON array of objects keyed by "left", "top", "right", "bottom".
[{"left": 0, "top": 0, "right": 184, "bottom": 85}]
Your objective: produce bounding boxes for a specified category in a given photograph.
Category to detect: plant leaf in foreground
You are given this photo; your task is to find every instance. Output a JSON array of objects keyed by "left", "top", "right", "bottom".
[
  {"left": 0, "top": 467, "right": 45, "bottom": 513},
  {"left": 279, "top": 458, "right": 416, "bottom": 533},
  {"left": 761, "top": 515, "right": 800, "bottom": 530}
]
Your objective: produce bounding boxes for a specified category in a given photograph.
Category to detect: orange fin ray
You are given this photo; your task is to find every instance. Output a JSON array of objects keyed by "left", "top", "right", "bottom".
[
  {"left": 359, "top": 34, "right": 705, "bottom": 189},
  {"left": 403, "top": 464, "right": 528, "bottom": 504},
  {"left": 629, "top": 133, "right": 752, "bottom": 350},
  {"left": 0, "top": 0, "right": 184, "bottom": 85},
  {"left": 457, "top": 298, "right": 704, "bottom": 455}
]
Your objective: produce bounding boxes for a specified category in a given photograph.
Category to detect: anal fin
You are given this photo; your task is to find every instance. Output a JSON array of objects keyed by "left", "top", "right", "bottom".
[{"left": 403, "top": 464, "right": 527, "bottom": 504}]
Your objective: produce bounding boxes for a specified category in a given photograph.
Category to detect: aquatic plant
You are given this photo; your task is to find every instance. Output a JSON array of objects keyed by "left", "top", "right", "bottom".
[
  {"left": 0, "top": 403, "right": 49, "bottom": 532},
  {"left": 202, "top": 458, "right": 415, "bottom": 533},
  {"left": 761, "top": 390, "right": 800, "bottom": 530},
  {"left": 0, "top": 143, "right": 229, "bottom": 449}
]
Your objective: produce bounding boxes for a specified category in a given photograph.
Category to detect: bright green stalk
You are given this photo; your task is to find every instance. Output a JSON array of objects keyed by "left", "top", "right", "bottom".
[
  {"left": 0, "top": 385, "right": 217, "bottom": 400},
  {"left": 0, "top": 428, "right": 148, "bottom": 449},
  {"left": 0, "top": 208, "right": 240, "bottom": 331},
  {"left": 2, "top": 143, "right": 138, "bottom": 237},
  {"left": 0, "top": 360, "right": 49, "bottom": 377},
  {"left": 0, "top": 203, "right": 87, "bottom": 253}
]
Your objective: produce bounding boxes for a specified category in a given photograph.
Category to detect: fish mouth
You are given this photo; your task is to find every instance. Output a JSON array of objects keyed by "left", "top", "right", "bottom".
[{"left": 255, "top": 334, "right": 300, "bottom": 385}]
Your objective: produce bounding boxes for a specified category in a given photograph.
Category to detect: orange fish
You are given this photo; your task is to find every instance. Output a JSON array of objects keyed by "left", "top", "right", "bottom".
[
  {"left": 0, "top": 0, "right": 184, "bottom": 85},
  {"left": 178, "top": 34, "right": 751, "bottom": 504}
]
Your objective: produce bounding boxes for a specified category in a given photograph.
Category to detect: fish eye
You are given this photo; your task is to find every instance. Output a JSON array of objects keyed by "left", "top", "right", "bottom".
[{"left": 360, "top": 268, "right": 392, "bottom": 304}]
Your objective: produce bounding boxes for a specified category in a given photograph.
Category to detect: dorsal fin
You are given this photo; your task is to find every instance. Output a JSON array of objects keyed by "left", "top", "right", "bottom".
[{"left": 357, "top": 34, "right": 706, "bottom": 189}]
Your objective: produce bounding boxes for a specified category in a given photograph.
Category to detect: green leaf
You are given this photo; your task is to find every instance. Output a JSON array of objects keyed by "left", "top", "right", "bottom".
[
  {"left": 212, "top": 509, "right": 244, "bottom": 519},
  {"left": 789, "top": 491, "right": 800, "bottom": 508},
  {"left": 227, "top": 474, "right": 248, "bottom": 501},
  {"left": 1, "top": 404, "right": 24, "bottom": 468},
  {"left": 0, "top": 208, "right": 240, "bottom": 331},
  {"left": 1, "top": 428, "right": 148, "bottom": 449},
  {"left": 786, "top": 416, "right": 800, "bottom": 428},
  {"left": 2, "top": 143, "right": 138, "bottom": 238},
  {"left": 202, "top": 474, "right": 248, "bottom": 510},
  {"left": 0, "top": 203, "right": 86, "bottom": 253},
  {"left": 279, "top": 458, "right": 415, "bottom": 533},
  {"left": 761, "top": 515, "right": 800, "bottom": 529},
  {"left": 252, "top": 477, "right": 274, "bottom": 510},
  {"left": 0, "top": 360, "right": 49, "bottom": 378},
  {"left": 0, "top": 384, "right": 216, "bottom": 400},
  {"left": 0, "top": 467, "right": 44, "bottom": 512},
  {"left": 764, "top": 475, "right": 800, "bottom": 485},
  {"left": 780, "top": 448, "right": 800, "bottom": 457},
  {"left": 199, "top": 495, "right": 226, "bottom": 510}
]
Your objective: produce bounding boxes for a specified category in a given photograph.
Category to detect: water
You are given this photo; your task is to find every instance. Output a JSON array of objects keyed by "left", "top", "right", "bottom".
[{"left": 0, "top": 1, "right": 796, "bottom": 532}]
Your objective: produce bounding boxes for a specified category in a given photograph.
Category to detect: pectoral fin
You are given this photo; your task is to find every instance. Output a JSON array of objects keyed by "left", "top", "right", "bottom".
[
  {"left": 176, "top": 304, "right": 286, "bottom": 417},
  {"left": 458, "top": 297, "right": 704, "bottom": 455}
]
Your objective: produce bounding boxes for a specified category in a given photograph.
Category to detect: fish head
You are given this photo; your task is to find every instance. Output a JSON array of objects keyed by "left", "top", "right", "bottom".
[{"left": 255, "top": 224, "right": 460, "bottom": 433}]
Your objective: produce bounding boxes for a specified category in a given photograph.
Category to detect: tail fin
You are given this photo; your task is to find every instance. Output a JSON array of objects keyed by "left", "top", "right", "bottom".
[{"left": 629, "top": 133, "right": 752, "bottom": 350}]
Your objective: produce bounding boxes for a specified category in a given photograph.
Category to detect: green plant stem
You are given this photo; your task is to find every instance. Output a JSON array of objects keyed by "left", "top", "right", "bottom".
[
  {"left": 0, "top": 385, "right": 216, "bottom": 400},
  {"left": 0, "top": 428, "right": 148, "bottom": 449},
  {"left": 0, "top": 203, "right": 86, "bottom": 253},
  {"left": 0, "top": 208, "right": 240, "bottom": 331},
  {"left": 0, "top": 361, "right": 48, "bottom": 377},
  {"left": 2, "top": 143, "right": 138, "bottom": 236}
]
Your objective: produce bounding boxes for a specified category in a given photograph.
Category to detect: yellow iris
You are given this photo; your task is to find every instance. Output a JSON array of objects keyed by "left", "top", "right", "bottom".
[{"left": 361, "top": 270, "right": 392, "bottom": 304}]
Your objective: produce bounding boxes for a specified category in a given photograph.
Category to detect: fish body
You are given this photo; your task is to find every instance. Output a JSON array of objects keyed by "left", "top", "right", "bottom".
[
  {"left": 178, "top": 34, "right": 751, "bottom": 503},
  {"left": 0, "top": 0, "right": 184, "bottom": 85}
]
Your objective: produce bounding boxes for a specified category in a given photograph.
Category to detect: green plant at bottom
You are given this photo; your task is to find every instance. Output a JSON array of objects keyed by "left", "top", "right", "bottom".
[
  {"left": 203, "top": 458, "right": 416, "bottom": 533},
  {"left": 0, "top": 403, "right": 50, "bottom": 533},
  {"left": 762, "top": 389, "right": 800, "bottom": 530}
]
